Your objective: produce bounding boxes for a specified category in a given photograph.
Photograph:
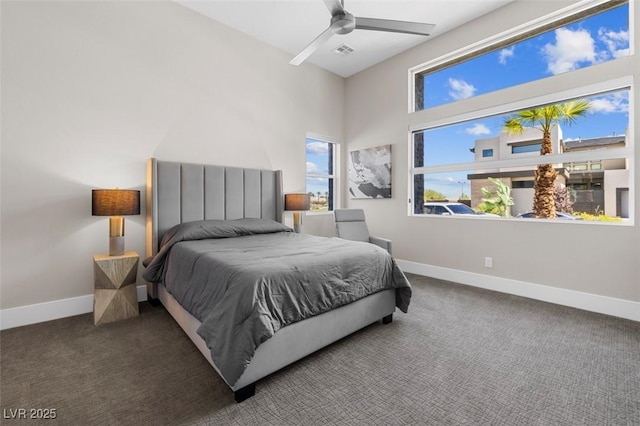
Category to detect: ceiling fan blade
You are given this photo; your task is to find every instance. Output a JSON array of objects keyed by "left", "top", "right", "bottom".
[
  {"left": 323, "top": 0, "right": 345, "bottom": 16},
  {"left": 289, "top": 27, "right": 334, "bottom": 66},
  {"left": 355, "top": 17, "right": 435, "bottom": 36}
]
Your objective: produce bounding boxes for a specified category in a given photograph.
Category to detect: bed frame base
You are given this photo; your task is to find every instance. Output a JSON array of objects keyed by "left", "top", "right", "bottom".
[
  {"left": 156, "top": 284, "right": 396, "bottom": 402},
  {"left": 382, "top": 314, "right": 393, "bottom": 324},
  {"left": 234, "top": 384, "right": 256, "bottom": 403}
]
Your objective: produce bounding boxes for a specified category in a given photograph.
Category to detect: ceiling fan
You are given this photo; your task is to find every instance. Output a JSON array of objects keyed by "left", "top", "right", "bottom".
[{"left": 289, "top": 0, "right": 436, "bottom": 66}]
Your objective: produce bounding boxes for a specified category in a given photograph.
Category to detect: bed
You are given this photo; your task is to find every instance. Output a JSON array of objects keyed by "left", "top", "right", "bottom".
[{"left": 143, "top": 158, "right": 411, "bottom": 402}]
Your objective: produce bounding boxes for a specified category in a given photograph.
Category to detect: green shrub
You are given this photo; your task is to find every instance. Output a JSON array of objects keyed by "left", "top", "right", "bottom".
[
  {"left": 476, "top": 201, "right": 503, "bottom": 216},
  {"left": 573, "top": 212, "right": 623, "bottom": 222}
]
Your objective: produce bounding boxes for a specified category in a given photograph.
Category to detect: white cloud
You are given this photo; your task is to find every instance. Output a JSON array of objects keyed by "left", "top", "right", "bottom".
[
  {"left": 542, "top": 27, "right": 596, "bottom": 75},
  {"left": 598, "top": 28, "right": 629, "bottom": 59},
  {"left": 306, "top": 142, "right": 328, "bottom": 155},
  {"left": 465, "top": 123, "right": 491, "bottom": 136},
  {"left": 306, "top": 161, "right": 322, "bottom": 174},
  {"left": 612, "top": 47, "right": 630, "bottom": 58},
  {"left": 498, "top": 46, "right": 515, "bottom": 65},
  {"left": 448, "top": 78, "right": 476, "bottom": 100},
  {"left": 589, "top": 92, "right": 629, "bottom": 114}
]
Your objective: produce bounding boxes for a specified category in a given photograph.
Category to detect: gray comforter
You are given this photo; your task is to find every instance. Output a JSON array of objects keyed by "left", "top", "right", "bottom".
[{"left": 143, "top": 218, "right": 411, "bottom": 387}]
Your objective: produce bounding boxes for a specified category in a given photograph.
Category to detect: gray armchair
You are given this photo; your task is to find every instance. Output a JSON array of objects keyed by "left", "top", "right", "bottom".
[{"left": 333, "top": 209, "right": 392, "bottom": 254}]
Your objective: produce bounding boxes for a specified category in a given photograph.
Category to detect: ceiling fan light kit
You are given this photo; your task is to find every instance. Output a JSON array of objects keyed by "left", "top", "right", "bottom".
[{"left": 289, "top": 0, "right": 435, "bottom": 66}]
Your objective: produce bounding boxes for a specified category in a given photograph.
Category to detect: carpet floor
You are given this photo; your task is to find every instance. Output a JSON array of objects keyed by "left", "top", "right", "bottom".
[{"left": 1, "top": 274, "right": 638, "bottom": 425}]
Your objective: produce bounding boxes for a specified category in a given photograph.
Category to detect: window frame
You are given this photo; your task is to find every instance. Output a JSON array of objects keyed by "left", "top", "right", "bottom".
[
  {"left": 409, "top": 80, "right": 634, "bottom": 222},
  {"left": 305, "top": 132, "right": 340, "bottom": 214},
  {"left": 409, "top": 0, "right": 629, "bottom": 113},
  {"left": 407, "top": 0, "right": 634, "bottom": 223}
]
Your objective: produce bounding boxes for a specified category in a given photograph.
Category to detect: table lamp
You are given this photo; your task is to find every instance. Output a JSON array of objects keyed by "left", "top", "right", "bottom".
[
  {"left": 92, "top": 189, "right": 140, "bottom": 256},
  {"left": 284, "top": 193, "right": 311, "bottom": 233}
]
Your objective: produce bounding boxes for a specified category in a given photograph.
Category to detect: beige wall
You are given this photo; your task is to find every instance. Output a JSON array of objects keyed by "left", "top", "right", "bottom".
[
  {"left": 0, "top": 1, "right": 344, "bottom": 309},
  {"left": 344, "top": 0, "right": 639, "bottom": 302}
]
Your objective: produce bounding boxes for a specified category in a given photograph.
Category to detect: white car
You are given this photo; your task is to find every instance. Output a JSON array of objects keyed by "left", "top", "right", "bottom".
[{"left": 423, "top": 202, "right": 499, "bottom": 217}]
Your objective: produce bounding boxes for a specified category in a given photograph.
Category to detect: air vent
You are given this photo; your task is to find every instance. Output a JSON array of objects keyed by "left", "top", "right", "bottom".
[{"left": 333, "top": 44, "right": 355, "bottom": 56}]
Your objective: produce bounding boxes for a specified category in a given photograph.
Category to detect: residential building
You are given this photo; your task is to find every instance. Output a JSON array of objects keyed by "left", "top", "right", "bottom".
[{"left": 468, "top": 126, "right": 629, "bottom": 217}]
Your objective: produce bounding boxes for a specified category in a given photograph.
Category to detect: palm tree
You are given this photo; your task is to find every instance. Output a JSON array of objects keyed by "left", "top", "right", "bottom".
[{"left": 503, "top": 100, "right": 591, "bottom": 218}]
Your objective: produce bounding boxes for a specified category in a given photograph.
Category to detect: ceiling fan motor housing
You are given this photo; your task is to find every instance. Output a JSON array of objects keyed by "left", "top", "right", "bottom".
[
  {"left": 331, "top": 12, "right": 356, "bottom": 35},
  {"left": 289, "top": 1, "right": 435, "bottom": 66}
]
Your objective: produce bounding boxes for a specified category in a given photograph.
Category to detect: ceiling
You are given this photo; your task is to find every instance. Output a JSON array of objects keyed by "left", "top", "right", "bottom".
[{"left": 176, "top": 0, "right": 514, "bottom": 78}]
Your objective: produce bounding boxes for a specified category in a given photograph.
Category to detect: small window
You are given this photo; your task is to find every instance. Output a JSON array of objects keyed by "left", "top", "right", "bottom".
[
  {"left": 512, "top": 180, "right": 534, "bottom": 189},
  {"left": 482, "top": 149, "right": 494, "bottom": 158},
  {"left": 306, "top": 137, "right": 336, "bottom": 212},
  {"left": 572, "top": 163, "right": 589, "bottom": 171},
  {"left": 512, "top": 143, "right": 542, "bottom": 154}
]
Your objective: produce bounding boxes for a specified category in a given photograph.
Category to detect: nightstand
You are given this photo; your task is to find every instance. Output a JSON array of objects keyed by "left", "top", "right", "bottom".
[{"left": 93, "top": 251, "right": 140, "bottom": 325}]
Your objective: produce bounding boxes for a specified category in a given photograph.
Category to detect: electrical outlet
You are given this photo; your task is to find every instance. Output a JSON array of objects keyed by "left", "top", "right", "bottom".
[{"left": 484, "top": 257, "right": 493, "bottom": 268}]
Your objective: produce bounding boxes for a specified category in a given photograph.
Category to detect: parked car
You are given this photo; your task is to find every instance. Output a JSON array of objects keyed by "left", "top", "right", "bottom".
[
  {"left": 423, "top": 202, "right": 499, "bottom": 217},
  {"left": 516, "top": 211, "right": 583, "bottom": 220}
]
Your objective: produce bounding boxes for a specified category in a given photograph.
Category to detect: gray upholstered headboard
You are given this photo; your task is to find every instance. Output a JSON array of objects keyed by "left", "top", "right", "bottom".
[{"left": 145, "top": 158, "right": 284, "bottom": 258}]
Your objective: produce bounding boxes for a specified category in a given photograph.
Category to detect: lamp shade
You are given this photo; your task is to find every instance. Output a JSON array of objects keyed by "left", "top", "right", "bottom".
[
  {"left": 92, "top": 189, "right": 140, "bottom": 216},
  {"left": 285, "top": 193, "right": 311, "bottom": 211}
]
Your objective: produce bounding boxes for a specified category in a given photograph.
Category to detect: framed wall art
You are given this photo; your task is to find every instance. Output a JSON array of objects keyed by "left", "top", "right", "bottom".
[{"left": 348, "top": 144, "right": 392, "bottom": 199}]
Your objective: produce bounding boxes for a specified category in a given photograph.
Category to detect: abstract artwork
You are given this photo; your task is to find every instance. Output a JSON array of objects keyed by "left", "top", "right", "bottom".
[{"left": 348, "top": 144, "right": 392, "bottom": 199}]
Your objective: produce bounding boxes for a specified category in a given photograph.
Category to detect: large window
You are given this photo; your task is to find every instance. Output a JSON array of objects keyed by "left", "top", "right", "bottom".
[
  {"left": 412, "top": 88, "right": 631, "bottom": 221},
  {"left": 410, "top": 1, "right": 632, "bottom": 223},
  {"left": 414, "top": 2, "right": 629, "bottom": 111},
  {"left": 306, "top": 136, "right": 337, "bottom": 212}
]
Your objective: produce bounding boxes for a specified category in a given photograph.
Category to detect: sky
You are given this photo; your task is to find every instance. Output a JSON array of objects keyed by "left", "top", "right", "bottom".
[
  {"left": 306, "top": 4, "right": 630, "bottom": 200},
  {"left": 306, "top": 138, "right": 332, "bottom": 198},
  {"left": 417, "top": 3, "right": 630, "bottom": 199}
]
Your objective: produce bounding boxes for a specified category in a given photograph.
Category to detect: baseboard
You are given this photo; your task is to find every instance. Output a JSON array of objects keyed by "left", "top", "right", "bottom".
[
  {"left": 0, "top": 285, "right": 148, "bottom": 330},
  {"left": 3, "top": 265, "right": 638, "bottom": 329},
  {"left": 397, "top": 260, "right": 640, "bottom": 322}
]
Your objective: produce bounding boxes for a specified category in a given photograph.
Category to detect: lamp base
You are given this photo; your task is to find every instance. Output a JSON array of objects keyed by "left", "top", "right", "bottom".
[
  {"left": 292, "top": 211, "right": 302, "bottom": 233},
  {"left": 109, "top": 236, "right": 125, "bottom": 256}
]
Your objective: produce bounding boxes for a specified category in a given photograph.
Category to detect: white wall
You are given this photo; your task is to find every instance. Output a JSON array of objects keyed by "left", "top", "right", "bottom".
[
  {"left": 344, "top": 0, "right": 639, "bottom": 304},
  {"left": 0, "top": 1, "right": 344, "bottom": 311}
]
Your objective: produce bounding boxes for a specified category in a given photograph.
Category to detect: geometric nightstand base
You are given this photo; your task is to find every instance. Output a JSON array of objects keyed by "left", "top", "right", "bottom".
[
  {"left": 94, "top": 286, "right": 139, "bottom": 325},
  {"left": 93, "top": 252, "right": 140, "bottom": 325}
]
